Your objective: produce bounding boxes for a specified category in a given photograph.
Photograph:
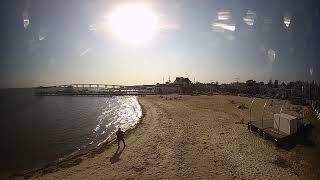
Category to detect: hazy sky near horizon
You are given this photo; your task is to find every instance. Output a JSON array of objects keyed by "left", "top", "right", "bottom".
[{"left": 1, "top": 0, "right": 320, "bottom": 88}]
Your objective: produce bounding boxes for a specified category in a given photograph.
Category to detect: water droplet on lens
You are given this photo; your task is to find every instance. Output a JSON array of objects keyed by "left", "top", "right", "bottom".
[
  {"left": 89, "top": 24, "right": 97, "bottom": 32},
  {"left": 22, "top": 10, "right": 30, "bottom": 29},
  {"left": 23, "top": 19, "right": 30, "bottom": 29},
  {"left": 262, "top": 17, "right": 272, "bottom": 32},
  {"left": 267, "top": 49, "right": 276, "bottom": 63},
  {"left": 243, "top": 10, "right": 256, "bottom": 26},
  {"left": 38, "top": 30, "right": 47, "bottom": 41},
  {"left": 218, "top": 10, "right": 232, "bottom": 21},
  {"left": 310, "top": 68, "right": 314, "bottom": 76},
  {"left": 283, "top": 15, "right": 291, "bottom": 28}
]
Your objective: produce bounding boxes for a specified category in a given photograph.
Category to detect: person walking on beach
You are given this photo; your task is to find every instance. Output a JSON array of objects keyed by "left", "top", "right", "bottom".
[{"left": 116, "top": 127, "right": 125, "bottom": 149}]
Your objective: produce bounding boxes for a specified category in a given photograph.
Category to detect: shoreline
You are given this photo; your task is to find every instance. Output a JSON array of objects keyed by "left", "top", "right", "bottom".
[
  {"left": 12, "top": 95, "right": 320, "bottom": 179},
  {"left": 11, "top": 97, "right": 146, "bottom": 179}
]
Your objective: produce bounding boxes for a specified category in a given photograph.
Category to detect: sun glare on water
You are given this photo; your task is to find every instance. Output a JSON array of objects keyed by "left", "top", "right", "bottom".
[{"left": 108, "top": 3, "right": 159, "bottom": 46}]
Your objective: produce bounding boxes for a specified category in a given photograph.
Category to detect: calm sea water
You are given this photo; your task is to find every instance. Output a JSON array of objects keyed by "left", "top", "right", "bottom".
[{"left": 0, "top": 89, "right": 142, "bottom": 177}]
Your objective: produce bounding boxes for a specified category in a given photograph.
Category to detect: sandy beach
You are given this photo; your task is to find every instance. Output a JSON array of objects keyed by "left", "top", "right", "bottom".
[{"left": 17, "top": 95, "right": 319, "bottom": 179}]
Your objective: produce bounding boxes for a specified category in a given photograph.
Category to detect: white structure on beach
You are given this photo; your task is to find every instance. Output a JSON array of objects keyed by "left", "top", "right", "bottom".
[{"left": 273, "top": 113, "right": 299, "bottom": 135}]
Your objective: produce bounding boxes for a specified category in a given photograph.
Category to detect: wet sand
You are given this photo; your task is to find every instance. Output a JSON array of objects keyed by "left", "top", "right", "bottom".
[{"left": 18, "top": 95, "right": 320, "bottom": 179}]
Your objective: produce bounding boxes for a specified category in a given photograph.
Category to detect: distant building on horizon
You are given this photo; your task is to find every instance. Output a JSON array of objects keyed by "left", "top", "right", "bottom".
[
  {"left": 155, "top": 77, "right": 192, "bottom": 94},
  {"left": 173, "top": 77, "right": 192, "bottom": 87}
]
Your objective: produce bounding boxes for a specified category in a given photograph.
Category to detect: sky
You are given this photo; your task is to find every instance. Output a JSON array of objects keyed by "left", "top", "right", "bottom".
[{"left": 0, "top": 0, "right": 319, "bottom": 88}]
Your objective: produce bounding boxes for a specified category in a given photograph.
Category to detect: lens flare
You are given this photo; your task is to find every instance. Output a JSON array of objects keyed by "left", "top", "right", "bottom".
[{"left": 107, "top": 3, "right": 159, "bottom": 45}]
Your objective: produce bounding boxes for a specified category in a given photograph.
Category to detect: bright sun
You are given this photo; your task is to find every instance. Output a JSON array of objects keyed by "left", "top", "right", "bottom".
[{"left": 108, "top": 4, "right": 159, "bottom": 45}]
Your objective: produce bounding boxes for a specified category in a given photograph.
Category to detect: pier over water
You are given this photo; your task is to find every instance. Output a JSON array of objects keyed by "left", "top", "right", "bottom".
[{"left": 34, "top": 84, "right": 155, "bottom": 96}]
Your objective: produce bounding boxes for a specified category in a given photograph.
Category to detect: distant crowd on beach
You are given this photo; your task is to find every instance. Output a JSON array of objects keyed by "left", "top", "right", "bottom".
[{"left": 158, "top": 95, "right": 182, "bottom": 100}]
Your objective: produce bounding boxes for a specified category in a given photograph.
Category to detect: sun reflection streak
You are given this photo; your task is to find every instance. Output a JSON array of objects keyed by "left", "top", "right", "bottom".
[{"left": 91, "top": 96, "right": 141, "bottom": 147}]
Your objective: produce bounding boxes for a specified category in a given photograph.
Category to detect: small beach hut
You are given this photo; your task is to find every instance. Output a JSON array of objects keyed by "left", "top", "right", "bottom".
[{"left": 273, "top": 113, "right": 299, "bottom": 135}]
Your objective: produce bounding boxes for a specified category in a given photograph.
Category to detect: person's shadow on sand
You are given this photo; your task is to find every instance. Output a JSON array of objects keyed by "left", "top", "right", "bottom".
[{"left": 110, "top": 146, "right": 125, "bottom": 164}]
